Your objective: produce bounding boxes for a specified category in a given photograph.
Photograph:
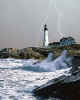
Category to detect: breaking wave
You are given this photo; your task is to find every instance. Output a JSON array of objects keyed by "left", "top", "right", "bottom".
[
  {"left": 0, "top": 50, "right": 72, "bottom": 100},
  {"left": 0, "top": 50, "right": 72, "bottom": 72}
]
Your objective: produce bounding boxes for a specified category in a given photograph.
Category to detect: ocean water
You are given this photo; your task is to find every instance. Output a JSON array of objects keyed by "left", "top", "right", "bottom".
[{"left": 0, "top": 51, "right": 71, "bottom": 100}]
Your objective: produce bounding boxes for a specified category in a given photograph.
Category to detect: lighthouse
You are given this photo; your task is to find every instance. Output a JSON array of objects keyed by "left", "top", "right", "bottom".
[{"left": 42, "top": 24, "right": 49, "bottom": 48}]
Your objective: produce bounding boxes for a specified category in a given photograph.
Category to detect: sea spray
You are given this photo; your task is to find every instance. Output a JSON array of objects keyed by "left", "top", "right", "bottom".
[
  {"left": 31, "top": 50, "right": 72, "bottom": 72},
  {"left": 44, "top": 53, "right": 54, "bottom": 62},
  {"left": 15, "top": 50, "right": 72, "bottom": 72},
  {"left": 0, "top": 50, "right": 72, "bottom": 72},
  {"left": 0, "top": 58, "right": 71, "bottom": 100}
]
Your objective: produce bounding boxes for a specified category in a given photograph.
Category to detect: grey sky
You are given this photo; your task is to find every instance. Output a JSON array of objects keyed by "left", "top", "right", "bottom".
[{"left": 0, "top": 0, "right": 80, "bottom": 48}]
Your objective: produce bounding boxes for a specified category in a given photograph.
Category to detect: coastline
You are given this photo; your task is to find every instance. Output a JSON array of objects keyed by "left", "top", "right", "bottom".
[{"left": 0, "top": 44, "right": 80, "bottom": 60}]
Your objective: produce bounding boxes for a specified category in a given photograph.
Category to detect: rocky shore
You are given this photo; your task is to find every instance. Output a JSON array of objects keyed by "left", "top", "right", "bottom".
[
  {"left": 0, "top": 44, "right": 80, "bottom": 60},
  {"left": 0, "top": 44, "right": 80, "bottom": 100},
  {"left": 33, "top": 48, "right": 80, "bottom": 100},
  {"left": 33, "top": 70, "right": 80, "bottom": 100}
]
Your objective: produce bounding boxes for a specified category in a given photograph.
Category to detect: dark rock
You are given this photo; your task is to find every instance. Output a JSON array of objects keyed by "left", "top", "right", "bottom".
[
  {"left": 72, "top": 56, "right": 80, "bottom": 74},
  {"left": 0, "top": 44, "right": 80, "bottom": 60},
  {"left": 33, "top": 70, "right": 80, "bottom": 100}
]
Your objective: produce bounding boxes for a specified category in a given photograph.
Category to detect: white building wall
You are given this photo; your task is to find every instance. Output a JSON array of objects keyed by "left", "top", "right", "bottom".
[{"left": 43, "top": 30, "right": 49, "bottom": 48}]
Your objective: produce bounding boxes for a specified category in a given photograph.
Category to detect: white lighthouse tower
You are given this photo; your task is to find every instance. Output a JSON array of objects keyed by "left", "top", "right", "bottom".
[{"left": 43, "top": 24, "right": 49, "bottom": 48}]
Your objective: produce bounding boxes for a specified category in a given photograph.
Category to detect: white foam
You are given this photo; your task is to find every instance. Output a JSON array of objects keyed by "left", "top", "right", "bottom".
[
  {"left": 0, "top": 52, "right": 71, "bottom": 100},
  {"left": 34, "top": 50, "right": 72, "bottom": 72}
]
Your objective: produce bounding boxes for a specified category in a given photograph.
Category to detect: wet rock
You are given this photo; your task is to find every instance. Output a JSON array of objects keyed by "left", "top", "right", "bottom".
[
  {"left": 72, "top": 56, "right": 80, "bottom": 74},
  {"left": 33, "top": 69, "right": 80, "bottom": 100}
]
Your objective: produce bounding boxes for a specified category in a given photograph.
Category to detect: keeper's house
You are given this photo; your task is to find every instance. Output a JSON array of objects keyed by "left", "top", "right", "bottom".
[
  {"left": 60, "top": 37, "right": 76, "bottom": 46},
  {"left": 48, "top": 36, "right": 76, "bottom": 48}
]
